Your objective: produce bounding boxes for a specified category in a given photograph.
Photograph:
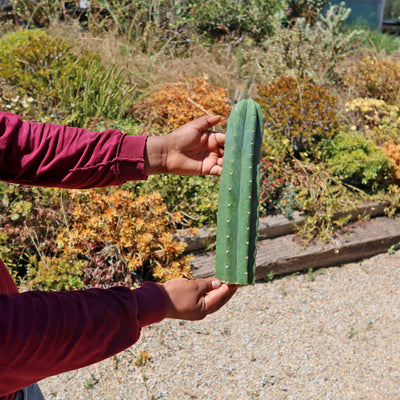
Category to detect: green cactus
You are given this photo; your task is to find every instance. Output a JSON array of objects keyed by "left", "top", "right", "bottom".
[{"left": 215, "top": 98, "right": 264, "bottom": 285}]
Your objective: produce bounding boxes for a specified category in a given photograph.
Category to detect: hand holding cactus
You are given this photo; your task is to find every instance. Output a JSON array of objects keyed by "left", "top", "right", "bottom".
[
  {"left": 160, "top": 278, "right": 238, "bottom": 321},
  {"left": 145, "top": 115, "right": 225, "bottom": 176}
]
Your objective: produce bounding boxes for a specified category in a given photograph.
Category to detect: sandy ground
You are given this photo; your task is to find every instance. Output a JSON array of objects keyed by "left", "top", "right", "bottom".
[{"left": 39, "top": 249, "right": 400, "bottom": 400}]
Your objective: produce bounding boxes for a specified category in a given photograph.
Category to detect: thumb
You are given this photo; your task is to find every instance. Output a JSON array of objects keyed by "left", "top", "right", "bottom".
[
  {"left": 204, "top": 283, "right": 237, "bottom": 315},
  {"left": 197, "top": 277, "right": 222, "bottom": 294},
  {"left": 191, "top": 115, "right": 221, "bottom": 132}
]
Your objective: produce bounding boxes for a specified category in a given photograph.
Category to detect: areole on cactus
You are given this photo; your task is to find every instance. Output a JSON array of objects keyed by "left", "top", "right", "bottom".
[{"left": 215, "top": 98, "right": 264, "bottom": 285}]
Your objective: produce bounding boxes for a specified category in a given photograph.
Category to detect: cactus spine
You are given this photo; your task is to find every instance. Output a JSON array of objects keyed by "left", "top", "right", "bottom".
[{"left": 215, "top": 98, "right": 264, "bottom": 285}]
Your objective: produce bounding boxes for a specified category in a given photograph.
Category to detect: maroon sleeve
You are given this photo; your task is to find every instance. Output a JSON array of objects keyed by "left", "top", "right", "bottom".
[
  {"left": 0, "top": 282, "right": 167, "bottom": 396},
  {"left": 0, "top": 112, "right": 168, "bottom": 397},
  {"left": 0, "top": 111, "right": 148, "bottom": 188}
]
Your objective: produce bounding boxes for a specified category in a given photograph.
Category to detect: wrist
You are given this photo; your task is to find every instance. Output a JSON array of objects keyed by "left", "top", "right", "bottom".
[
  {"left": 156, "top": 282, "right": 175, "bottom": 319},
  {"left": 144, "top": 136, "right": 168, "bottom": 175}
]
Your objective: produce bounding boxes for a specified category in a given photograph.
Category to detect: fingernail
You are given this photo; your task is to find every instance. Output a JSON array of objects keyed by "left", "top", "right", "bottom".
[{"left": 212, "top": 279, "right": 221, "bottom": 289}]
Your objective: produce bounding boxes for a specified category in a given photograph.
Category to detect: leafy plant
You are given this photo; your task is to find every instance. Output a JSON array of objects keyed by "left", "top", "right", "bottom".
[
  {"left": 285, "top": 0, "right": 328, "bottom": 25},
  {"left": 0, "top": 183, "right": 65, "bottom": 284},
  {"left": 344, "top": 98, "right": 400, "bottom": 146},
  {"left": 134, "top": 174, "right": 220, "bottom": 227},
  {"left": 256, "top": 76, "right": 338, "bottom": 157},
  {"left": 189, "top": 0, "right": 281, "bottom": 43},
  {"left": 0, "top": 29, "right": 72, "bottom": 100},
  {"left": 344, "top": 55, "right": 400, "bottom": 104},
  {"left": 322, "top": 129, "right": 394, "bottom": 190},
  {"left": 289, "top": 160, "right": 368, "bottom": 242},
  {"left": 382, "top": 141, "right": 400, "bottom": 181},
  {"left": 259, "top": 157, "right": 285, "bottom": 215},
  {"left": 136, "top": 74, "right": 231, "bottom": 131},
  {"left": 57, "top": 189, "right": 193, "bottom": 287},
  {"left": 262, "top": 3, "right": 358, "bottom": 83},
  {"left": 0, "top": 29, "right": 135, "bottom": 125},
  {"left": 27, "top": 254, "right": 85, "bottom": 291}
]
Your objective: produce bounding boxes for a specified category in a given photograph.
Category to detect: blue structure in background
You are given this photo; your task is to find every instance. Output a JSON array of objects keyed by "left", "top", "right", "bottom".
[{"left": 328, "top": 0, "right": 386, "bottom": 30}]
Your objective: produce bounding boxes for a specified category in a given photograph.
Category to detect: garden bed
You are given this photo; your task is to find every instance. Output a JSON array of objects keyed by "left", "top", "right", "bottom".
[{"left": 188, "top": 201, "right": 400, "bottom": 280}]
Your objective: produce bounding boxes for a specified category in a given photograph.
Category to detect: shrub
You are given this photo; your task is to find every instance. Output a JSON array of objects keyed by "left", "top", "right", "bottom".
[
  {"left": 135, "top": 174, "right": 220, "bottom": 227},
  {"left": 0, "top": 29, "right": 72, "bottom": 101},
  {"left": 344, "top": 98, "right": 400, "bottom": 146},
  {"left": 357, "top": 29, "right": 400, "bottom": 54},
  {"left": 289, "top": 160, "right": 368, "bottom": 242},
  {"left": 136, "top": 75, "right": 231, "bottom": 131},
  {"left": 261, "top": 3, "right": 358, "bottom": 83},
  {"left": 384, "top": 0, "right": 400, "bottom": 20},
  {"left": 189, "top": 0, "right": 281, "bottom": 42},
  {"left": 344, "top": 56, "right": 400, "bottom": 104},
  {"left": 0, "top": 77, "right": 38, "bottom": 118},
  {"left": 9, "top": 0, "right": 60, "bottom": 27},
  {"left": 0, "top": 183, "right": 65, "bottom": 284},
  {"left": 381, "top": 141, "right": 400, "bottom": 181},
  {"left": 56, "top": 189, "right": 193, "bottom": 287},
  {"left": 259, "top": 157, "right": 285, "bottom": 216},
  {"left": 256, "top": 76, "right": 338, "bottom": 157},
  {"left": 323, "top": 129, "right": 394, "bottom": 190},
  {"left": 285, "top": 0, "right": 328, "bottom": 25},
  {"left": 0, "top": 29, "right": 135, "bottom": 125},
  {"left": 87, "top": 0, "right": 192, "bottom": 42},
  {"left": 258, "top": 124, "right": 300, "bottom": 217},
  {"left": 27, "top": 255, "right": 85, "bottom": 291}
]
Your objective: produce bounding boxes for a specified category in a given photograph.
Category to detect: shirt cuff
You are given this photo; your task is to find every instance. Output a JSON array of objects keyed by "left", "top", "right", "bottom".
[
  {"left": 135, "top": 281, "right": 168, "bottom": 327},
  {"left": 118, "top": 135, "right": 149, "bottom": 182}
]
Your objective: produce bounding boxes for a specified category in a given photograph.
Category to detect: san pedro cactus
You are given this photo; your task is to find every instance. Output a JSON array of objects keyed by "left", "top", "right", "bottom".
[{"left": 215, "top": 98, "right": 264, "bottom": 285}]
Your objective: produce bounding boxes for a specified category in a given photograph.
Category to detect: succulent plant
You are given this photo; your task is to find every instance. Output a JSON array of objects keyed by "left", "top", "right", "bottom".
[{"left": 215, "top": 99, "right": 264, "bottom": 285}]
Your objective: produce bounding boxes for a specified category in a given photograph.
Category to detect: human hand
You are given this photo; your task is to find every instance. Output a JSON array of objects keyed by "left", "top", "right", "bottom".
[
  {"left": 145, "top": 115, "right": 225, "bottom": 176},
  {"left": 159, "top": 277, "right": 238, "bottom": 321}
]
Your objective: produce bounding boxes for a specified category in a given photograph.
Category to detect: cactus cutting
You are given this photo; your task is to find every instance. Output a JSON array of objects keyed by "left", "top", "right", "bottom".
[{"left": 215, "top": 98, "right": 264, "bottom": 285}]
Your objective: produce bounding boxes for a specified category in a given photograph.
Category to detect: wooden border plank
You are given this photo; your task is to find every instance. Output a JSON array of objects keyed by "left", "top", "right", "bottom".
[
  {"left": 179, "top": 201, "right": 390, "bottom": 253},
  {"left": 192, "top": 214, "right": 400, "bottom": 280}
]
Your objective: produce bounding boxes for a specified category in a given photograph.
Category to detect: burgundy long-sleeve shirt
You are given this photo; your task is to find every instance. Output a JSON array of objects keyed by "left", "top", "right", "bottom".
[{"left": 0, "top": 112, "right": 168, "bottom": 399}]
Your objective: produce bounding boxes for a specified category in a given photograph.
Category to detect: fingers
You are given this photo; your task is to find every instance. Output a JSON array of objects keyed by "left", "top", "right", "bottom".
[
  {"left": 212, "top": 132, "right": 225, "bottom": 150},
  {"left": 208, "top": 164, "right": 223, "bottom": 177},
  {"left": 195, "top": 278, "right": 238, "bottom": 316},
  {"left": 204, "top": 284, "right": 238, "bottom": 315},
  {"left": 203, "top": 130, "right": 225, "bottom": 176}
]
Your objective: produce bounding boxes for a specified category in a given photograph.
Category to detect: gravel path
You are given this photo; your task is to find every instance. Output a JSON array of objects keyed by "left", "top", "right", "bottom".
[{"left": 39, "top": 250, "right": 400, "bottom": 400}]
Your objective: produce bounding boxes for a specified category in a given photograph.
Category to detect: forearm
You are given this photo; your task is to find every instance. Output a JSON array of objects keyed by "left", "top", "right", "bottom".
[
  {"left": 0, "top": 111, "right": 148, "bottom": 188},
  {"left": 0, "top": 283, "right": 167, "bottom": 396}
]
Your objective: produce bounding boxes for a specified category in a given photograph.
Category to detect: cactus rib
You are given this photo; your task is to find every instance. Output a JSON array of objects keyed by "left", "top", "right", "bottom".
[{"left": 215, "top": 98, "right": 264, "bottom": 285}]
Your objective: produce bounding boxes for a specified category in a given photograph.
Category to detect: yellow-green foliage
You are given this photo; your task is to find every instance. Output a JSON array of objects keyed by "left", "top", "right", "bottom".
[
  {"left": 323, "top": 129, "right": 393, "bottom": 189},
  {"left": 136, "top": 75, "right": 232, "bottom": 131},
  {"left": 0, "top": 183, "right": 65, "bottom": 285},
  {"left": 344, "top": 56, "right": 400, "bottom": 104},
  {"left": 289, "top": 160, "right": 367, "bottom": 242},
  {"left": 345, "top": 98, "right": 400, "bottom": 145},
  {"left": 0, "top": 29, "right": 134, "bottom": 125},
  {"left": 256, "top": 76, "right": 338, "bottom": 157},
  {"left": 57, "top": 189, "right": 193, "bottom": 285},
  {"left": 138, "top": 174, "right": 220, "bottom": 227},
  {"left": 27, "top": 255, "right": 85, "bottom": 291}
]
